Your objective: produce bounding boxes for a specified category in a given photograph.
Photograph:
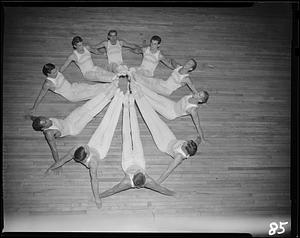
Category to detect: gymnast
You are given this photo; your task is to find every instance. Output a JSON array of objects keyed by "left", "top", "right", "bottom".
[
  {"left": 60, "top": 36, "right": 115, "bottom": 82},
  {"left": 31, "top": 83, "right": 118, "bottom": 172},
  {"left": 28, "top": 63, "right": 115, "bottom": 115},
  {"left": 130, "top": 35, "right": 180, "bottom": 77},
  {"left": 131, "top": 58, "right": 198, "bottom": 96},
  {"left": 131, "top": 83, "right": 201, "bottom": 184},
  {"left": 45, "top": 89, "right": 124, "bottom": 208},
  {"left": 92, "top": 29, "right": 140, "bottom": 73},
  {"left": 98, "top": 92, "right": 175, "bottom": 200},
  {"left": 133, "top": 81, "right": 209, "bottom": 142}
]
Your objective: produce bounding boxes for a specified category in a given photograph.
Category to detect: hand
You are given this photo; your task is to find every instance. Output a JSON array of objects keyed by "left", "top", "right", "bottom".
[
  {"left": 201, "top": 138, "right": 211, "bottom": 145},
  {"left": 44, "top": 168, "right": 52, "bottom": 177},
  {"left": 95, "top": 198, "right": 102, "bottom": 209},
  {"left": 142, "top": 39, "right": 147, "bottom": 47},
  {"left": 27, "top": 107, "right": 35, "bottom": 116},
  {"left": 44, "top": 167, "right": 62, "bottom": 176}
]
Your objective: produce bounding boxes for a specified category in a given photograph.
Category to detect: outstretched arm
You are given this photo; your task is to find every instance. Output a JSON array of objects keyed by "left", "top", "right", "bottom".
[
  {"left": 185, "top": 77, "right": 198, "bottom": 94},
  {"left": 45, "top": 145, "right": 76, "bottom": 173},
  {"left": 128, "top": 45, "right": 144, "bottom": 55},
  {"left": 144, "top": 174, "right": 175, "bottom": 196},
  {"left": 121, "top": 39, "right": 141, "bottom": 50},
  {"left": 44, "top": 130, "right": 61, "bottom": 164},
  {"left": 157, "top": 155, "right": 184, "bottom": 184},
  {"left": 92, "top": 40, "right": 106, "bottom": 49},
  {"left": 190, "top": 108, "right": 205, "bottom": 142},
  {"left": 28, "top": 81, "right": 51, "bottom": 115},
  {"left": 60, "top": 54, "right": 75, "bottom": 73},
  {"left": 159, "top": 52, "right": 180, "bottom": 70},
  {"left": 85, "top": 44, "right": 104, "bottom": 55},
  {"left": 99, "top": 176, "right": 132, "bottom": 198},
  {"left": 89, "top": 160, "right": 102, "bottom": 208}
]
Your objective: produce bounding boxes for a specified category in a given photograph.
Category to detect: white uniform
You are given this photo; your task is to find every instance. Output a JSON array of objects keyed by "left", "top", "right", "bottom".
[
  {"left": 44, "top": 85, "right": 116, "bottom": 137},
  {"left": 133, "top": 88, "right": 178, "bottom": 156},
  {"left": 136, "top": 47, "right": 160, "bottom": 77},
  {"left": 167, "top": 139, "right": 188, "bottom": 158},
  {"left": 73, "top": 47, "right": 115, "bottom": 82},
  {"left": 47, "top": 72, "right": 108, "bottom": 102},
  {"left": 45, "top": 118, "right": 69, "bottom": 137},
  {"left": 121, "top": 94, "right": 145, "bottom": 183},
  {"left": 107, "top": 40, "right": 123, "bottom": 65},
  {"left": 137, "top": 83, "right": 198, "bottom": 119},
  {"left": 88, "top": 89, "right": 124, "bottom": 159},
  {"left": 133, "top": 66, "right": 189, "bottom": 96}
]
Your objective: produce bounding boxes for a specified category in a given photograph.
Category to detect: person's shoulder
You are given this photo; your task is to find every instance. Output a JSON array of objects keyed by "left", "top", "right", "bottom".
[
  {"left": 158, "top": 50, "right": 165, "bottom": 59},
  {"left": 44, "top": 79, "right": 55, "bottom": 87},
  {"left": 69, "top": 52, "right": 77, "bottom": 59},
  {"left": 84, "top": 44, "right": 90, "bottom": 49}
]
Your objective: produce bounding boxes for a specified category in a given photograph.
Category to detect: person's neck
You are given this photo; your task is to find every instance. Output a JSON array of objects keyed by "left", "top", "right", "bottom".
[
  {"left": 76, "top": 48, "right": 84, "bottom": 54},
  {"left": 179, "top": 67, "right": 188, "bottom": 74},
  {"left": 188, "top": 96, "right": 198, "bottom": 105},
  {"left": 150, "top": 47, "right": 158, "bottom": 53}
]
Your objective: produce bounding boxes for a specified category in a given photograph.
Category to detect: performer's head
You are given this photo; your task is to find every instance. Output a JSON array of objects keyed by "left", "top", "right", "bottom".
[
  {"left": 184, "top": 59, "right": 197, "bottom": 72},
  {"left": 42, "top": 63, "right": 58, "bottom": 78},
  {"left": 107, "top": 30, "right": 118, "bottom": 43},
  {"left": 183, "top": 140, "right": 198, "bottom": 157},
  {"left": 31, "top": 116, "right": 52, "bottom": 131},
  {"left": 194, "top": 90, "right": 209, "bottom": 104},
  {"left": 72, "top": 36, "right": 84, "bottom": 50},
  {"left": 133, "top": 172, "right": 146, "bottom": 188},
  {"left": 150, "top": 35, "right": 161, "bottom": 51},
  {"left": 73, "top": 145, "right": 89, "bottom": 164}
]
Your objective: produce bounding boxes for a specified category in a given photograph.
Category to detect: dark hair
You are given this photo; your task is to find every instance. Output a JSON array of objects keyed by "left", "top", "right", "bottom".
[
  {"left": 150, "top": 35, "right": 161, "bottom": 44},
  {"left": 185, "top": 140, "right": 198, "bottom": 156},
  {"left": 188, "top": 59, "right": 197, "bottom": 72},
  {"left": 31, "top": 116, "right": 46, "bottom": 131},
  {"left": 73, "top": 146, "right": 87, "bottom": 163},
  {"left": 133, "top": 172, "right": 146, "bottom": 188},
  {"left": 72, "top": 36, "right": 83, "bottom": 48},
  {"left": 108, "top": 30, "right": 117, "bottom": 36},
  {"left": 42, "top": 63, "right": 55, "bottom": 76},
  {"left": 199, "top": 91, "right": 209, "bottom": 104}
]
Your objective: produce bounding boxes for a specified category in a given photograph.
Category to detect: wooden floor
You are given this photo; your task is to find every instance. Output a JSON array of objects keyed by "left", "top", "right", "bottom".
[{"left": 2, "top": 3, "right": 292, "bottom": 234}]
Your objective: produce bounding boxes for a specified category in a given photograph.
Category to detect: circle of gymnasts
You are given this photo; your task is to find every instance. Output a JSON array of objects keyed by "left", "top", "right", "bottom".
[{"left": 28, "top": 30, "right": 210, "bottom": 208}]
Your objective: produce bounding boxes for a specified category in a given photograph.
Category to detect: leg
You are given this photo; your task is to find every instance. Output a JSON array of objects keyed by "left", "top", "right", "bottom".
[
  {"left": 137, "top": 82, "right": 178, "bottom": 120},
  {"left": 132, "top": 86, "right": 176, "bottom": 154},
  {"left": 128, "top": 94, "right": 145, "bottom": 169},
  {"left": 84, "top": 66, "right": 116, "bottom": 82},
  {"left": 133, "top": 71, "right": 172, "bottom": 96},
  {"left": 121, "top": 93, "right": 133, "bottom": 172},
  {"left": 88, "top": 90, "right": 124, "bottom": 158},
  {"left": 64, "top": 85, "right": 118, "bottom": 136}
]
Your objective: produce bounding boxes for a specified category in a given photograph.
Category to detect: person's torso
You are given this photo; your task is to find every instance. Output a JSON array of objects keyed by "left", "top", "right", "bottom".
[
  {"left": 174, "top": 95, "right": 198, "bottom": 116},
  {"left": 73, "top": 47, "right": 95, "bottom": 74},
  {"left": 44, "top": 118, "right": 70, "bottom": 137},
  {"left": 106, "top": 40, "right": 123, "bottom": 65},
  {"left": 125, "top": 165, "right": 145, "bottom": 188},
  {"left": 164, "top": 66, "right": 189, "bottom": 92},
  {"left": 47, "top": 72, "right": 72, "bottom": 97},
  {"left": 140, "top": 47, "right": 160, "bottom": 76},
  {"left": 84, "top": 147, "right": 101, "bottom": 167},
  {"left": 168, "top": 139, "right": 188, "bottom": 158}
]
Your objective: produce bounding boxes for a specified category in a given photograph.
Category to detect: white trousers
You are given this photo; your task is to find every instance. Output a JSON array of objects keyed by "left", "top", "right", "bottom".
[
  {"left": 64, "top": 84, "right": 117, "bottom": 136},
  {"left": 88, "top": 89, "right": 124, "bottom": 159},
  {"left": 121, "top": 93, "right": 145, "bottom": 172},
  {"left": 84, "top": 66, "right": 116, "bottom": 82},
  {"left": 133, "top": 71, "right": 174, "bottom": 96},
  {"left": 133, "top": 87, "right": 176, "bottom": 155},
  {"left": 136, "top": 82, "right": 179, "bottom": 120}
]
